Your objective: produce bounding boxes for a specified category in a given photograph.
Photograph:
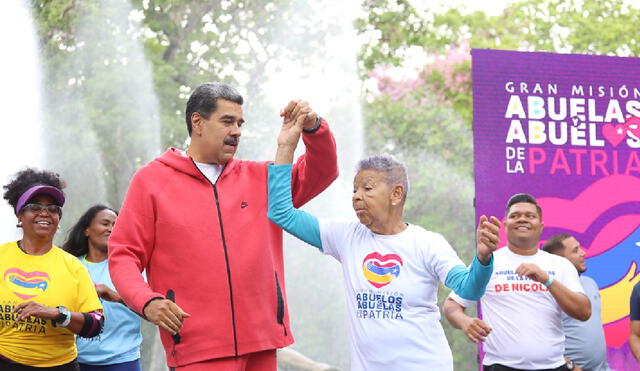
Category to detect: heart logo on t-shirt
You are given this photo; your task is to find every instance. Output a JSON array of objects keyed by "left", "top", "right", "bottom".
[
  {"left": 4, "top": 268, "right": 50, "bottom": 300},
  {"left": 362, "top": 252, "right": 403, "bottom": 288}
]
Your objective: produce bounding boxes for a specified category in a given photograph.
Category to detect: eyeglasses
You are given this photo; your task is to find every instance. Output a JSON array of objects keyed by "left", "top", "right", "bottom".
[{"left": 20, "top": 203, "right": 63, "bottom": 216}]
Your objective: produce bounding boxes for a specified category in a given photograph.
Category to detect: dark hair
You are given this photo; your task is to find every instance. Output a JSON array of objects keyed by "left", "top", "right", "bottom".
[
  {"left": 542, "top": 233, "right": 571, "bottom": 255},
  {"left": 185, "top": 82, "right": 244, "bottom": 136},
  {"left": 3, "top": 168, "right": 66, "bottom": 211},
  {"left": 505, "top": 193, "right": 542, "bottom": 218},
  {"left": 62, "top": 205, "right": 118, "bottom": 257}
]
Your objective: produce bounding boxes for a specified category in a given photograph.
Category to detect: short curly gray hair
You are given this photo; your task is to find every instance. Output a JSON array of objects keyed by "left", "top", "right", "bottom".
[{"left": 356, "top": 154, "right": 409, "bottom": 202}]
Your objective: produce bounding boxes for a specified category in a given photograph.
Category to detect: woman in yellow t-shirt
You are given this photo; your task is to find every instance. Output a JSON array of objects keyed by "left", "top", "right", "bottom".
[{"left": 0, "top": 168, "right": 104, "bottom": 370}]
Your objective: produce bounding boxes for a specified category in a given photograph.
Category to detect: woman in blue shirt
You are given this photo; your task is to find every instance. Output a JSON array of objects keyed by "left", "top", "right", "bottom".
[{"left": 63, "top": 205, "right": 142, "bottom": 371}]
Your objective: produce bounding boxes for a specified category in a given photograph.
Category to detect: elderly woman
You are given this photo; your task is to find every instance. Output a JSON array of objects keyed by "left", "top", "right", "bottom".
[
  {"left": 267, "top": 118, "right": 501, "bottom": 370},
  {"left": 63, "top": 205, "right": 142, "bottom": 371},
  {"left": 0, "top": 168, "right": 103, "bottom": 371}
]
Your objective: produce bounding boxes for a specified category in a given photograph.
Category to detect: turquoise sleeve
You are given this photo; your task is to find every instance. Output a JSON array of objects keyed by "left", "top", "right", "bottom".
[
  {"left": 268, "top": 163, "right": 323, "bottom": 249},
  {"left": 444, "top": 255, "right": 494, "bottom": 301}
]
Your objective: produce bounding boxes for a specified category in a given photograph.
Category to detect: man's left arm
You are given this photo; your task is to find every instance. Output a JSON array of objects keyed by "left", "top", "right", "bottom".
[
  {"left": 280, "top": 100, "right": 338, "bottom": 207},
  {"left": 516, "top": 263, "right": 591, "bottom": 321},
  {"left": 547, "top": 278, "right": 591, "bottom": 321},
  {"left": 631, "top": 321, "right": 640, "bottom": 362}
]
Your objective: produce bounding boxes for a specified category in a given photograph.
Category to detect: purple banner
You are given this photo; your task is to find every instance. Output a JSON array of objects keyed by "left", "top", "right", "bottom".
[{"left": 472, "top": 49, "right": 640, "bottom": 368}]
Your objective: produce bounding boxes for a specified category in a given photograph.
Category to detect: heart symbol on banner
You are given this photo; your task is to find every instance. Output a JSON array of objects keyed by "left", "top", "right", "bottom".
[
  {"left": 624, "top": 116, "right": 640, "bottom": 139},
  {"left": 602, "top": 123, "right": 627, "bottom": 147}
]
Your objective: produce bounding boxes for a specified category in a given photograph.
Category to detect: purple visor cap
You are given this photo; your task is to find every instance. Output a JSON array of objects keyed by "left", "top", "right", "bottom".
[{"left": 14, "top": 185, "right": 66, "bottom": 215}]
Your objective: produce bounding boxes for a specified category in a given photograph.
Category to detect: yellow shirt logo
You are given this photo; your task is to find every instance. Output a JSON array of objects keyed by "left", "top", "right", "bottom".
[{"left": 4, "top": 268, "right": 50, "bottom": 300}]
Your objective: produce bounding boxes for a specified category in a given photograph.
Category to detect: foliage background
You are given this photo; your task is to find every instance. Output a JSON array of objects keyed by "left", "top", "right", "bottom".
[
  {"left": 27, "top": 0, "right": 640, "bottom": 369},
  {"left": 356, "top": 0, "right": 640, "bottom": 368}
]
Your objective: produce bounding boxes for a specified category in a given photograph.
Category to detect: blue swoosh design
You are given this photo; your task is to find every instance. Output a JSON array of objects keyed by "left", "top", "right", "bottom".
[
  {"left": 586, "top": 226, "right": 640, "bottom": 288},
  {"left": 9, "top": 276, "right": 48, "bottom": 291},
  {"left": 366, "top": 262, "right": 400, "bottom": 277}
]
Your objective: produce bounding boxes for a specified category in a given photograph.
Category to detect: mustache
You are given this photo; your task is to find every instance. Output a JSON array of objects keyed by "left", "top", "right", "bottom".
[{"left": 224, "top": 136, "right": 239, "bottom": 146}]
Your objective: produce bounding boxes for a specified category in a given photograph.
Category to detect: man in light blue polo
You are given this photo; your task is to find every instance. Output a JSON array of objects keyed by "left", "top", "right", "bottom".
[{"left": 543, "top": 234, "right": 610, "bottom": 371}]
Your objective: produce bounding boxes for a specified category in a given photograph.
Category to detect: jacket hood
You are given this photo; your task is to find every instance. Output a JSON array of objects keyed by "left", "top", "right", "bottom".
[{"left": 155, "top": 148, "right": 238, "bottom": 182}]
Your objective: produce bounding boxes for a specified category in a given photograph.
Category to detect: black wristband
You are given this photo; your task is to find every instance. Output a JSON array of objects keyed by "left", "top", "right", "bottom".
[{"left": 303, "top": 116, "right": 322, "bottom": 134}]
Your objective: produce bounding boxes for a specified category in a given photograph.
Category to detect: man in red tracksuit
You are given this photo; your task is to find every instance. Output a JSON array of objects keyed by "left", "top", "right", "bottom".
[{"left": 108, "top": 82, "right": 338, "bottom": 371}]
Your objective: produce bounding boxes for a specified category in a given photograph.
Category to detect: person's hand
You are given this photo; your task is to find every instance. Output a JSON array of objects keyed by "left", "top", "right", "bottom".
[
  {"left": 461, "top": 316, "right": 492, "bottom": 343},
  {"left": 516, "top": 263, "right": 548, "bottom": 284},
  {"left": 277, "top": 107, "right": 304, "bottom": 148},
  {"left": 143, "top": 299, "right": 190, "bottom": 335},
  {"left": 95, "top": 284, "right": 123, "bottom": 304},
  {"left": 476, "top": 215, "right": 501, "bottom": 264},
  {"left": 13, "top": 301, "right": 58, "bottom": 321},
  {"left": 280, "top": 100, "right": 318, "bottom": 131}
]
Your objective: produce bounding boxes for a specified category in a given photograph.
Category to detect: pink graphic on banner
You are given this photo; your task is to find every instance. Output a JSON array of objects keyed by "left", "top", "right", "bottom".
[
  {"left": 538, "top": 178, "right": 640, "bottom": 347},
  {"left": 602, "top": 124, "right": 627, "bottom": 146}
]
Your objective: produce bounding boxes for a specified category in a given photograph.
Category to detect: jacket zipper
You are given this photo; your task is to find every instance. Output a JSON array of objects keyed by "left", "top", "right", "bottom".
[
  {"left": 191, "top": 160, "right": 239, "bottom": 357},
  {"left": 213, "top": 184, "right": 239, "bottom": 356},
  {"left": 170, "top": 345, "right": 177, "bottom": 371}
]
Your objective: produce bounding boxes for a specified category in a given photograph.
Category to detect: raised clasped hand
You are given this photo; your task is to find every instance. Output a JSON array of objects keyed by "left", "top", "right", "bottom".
[
  {"left": 476, "top": 215, "right": 501, "bottom": 264},
  {"left": 280, "top": 99, "right": 317, "bottom": 131}
]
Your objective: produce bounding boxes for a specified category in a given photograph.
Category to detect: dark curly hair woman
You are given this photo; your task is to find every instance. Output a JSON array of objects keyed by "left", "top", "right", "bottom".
[
  {"left": 63, "top": 205, "right": 143, "bottom": 371},
  {"left": 0, "top": 168, "right": 104, "bottom": 371}
]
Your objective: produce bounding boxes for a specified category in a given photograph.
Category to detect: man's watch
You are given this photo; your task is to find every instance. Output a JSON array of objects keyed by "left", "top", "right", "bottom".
[
  {"left": 54, "top": 306, "right": 71, "bottom": 327},
  {"left": 302, "top": 116, "right": 322, "bottom": 134},
  {"left": 565, "top": 360, "right": 575, "bottom": 370}
]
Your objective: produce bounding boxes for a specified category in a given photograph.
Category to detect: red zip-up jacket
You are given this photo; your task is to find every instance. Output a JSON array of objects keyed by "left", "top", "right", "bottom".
[{"left": 108, "top": 121, "right": 337, "bottom": 367}]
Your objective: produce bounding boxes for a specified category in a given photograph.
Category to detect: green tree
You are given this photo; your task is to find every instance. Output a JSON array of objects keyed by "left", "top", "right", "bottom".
[
  {"left": 133, "top": 0, "right": 330, "bottom": 149},
  {"left": 31, "top": 0, "right": 330, "bottom": 211},
  {"left": 358, "top": 0, "right": 640, "bottom": 122},
  {"left": 356, "top": 0, "right": 640, "bottom": 368},
  {"left": 29, "top": 1, "right": 341, "bottom": 369}
]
